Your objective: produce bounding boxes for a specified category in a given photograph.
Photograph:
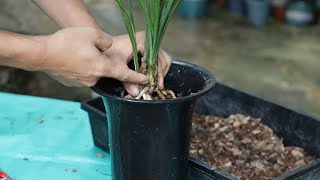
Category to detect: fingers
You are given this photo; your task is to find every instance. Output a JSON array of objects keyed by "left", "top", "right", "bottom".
[
  {"left": 108, "top": 64, "right": 148, "bottom": 85},
  {"left": 158, "top": 58, "right": 165, "bottom": 90},
  {"left": 157, "top": 50, "right": 172, "bottom": 90},
  {"left": 161, "top": 50, "right": 172, "bottom": 75},
  {"left": 95, "top": 32, "right": 113, "bottom": 51},
  {"left": 123, "top": 82, "right": 140, "bottom": 96}
]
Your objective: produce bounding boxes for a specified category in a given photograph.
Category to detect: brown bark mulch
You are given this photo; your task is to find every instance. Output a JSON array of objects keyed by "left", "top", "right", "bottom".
[{"left": 190, "top": 114, "right": 316, "bottom": 179}]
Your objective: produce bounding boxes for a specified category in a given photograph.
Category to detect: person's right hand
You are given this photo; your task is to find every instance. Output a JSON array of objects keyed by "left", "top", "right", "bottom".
[{"left": 38, "top": 27, "right": 148, "bottom": 87}]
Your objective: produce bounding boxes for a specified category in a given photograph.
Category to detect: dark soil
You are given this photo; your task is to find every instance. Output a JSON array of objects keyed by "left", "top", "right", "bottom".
[{"left": 190, "top": 114, "right": 316, "bottom": 179}]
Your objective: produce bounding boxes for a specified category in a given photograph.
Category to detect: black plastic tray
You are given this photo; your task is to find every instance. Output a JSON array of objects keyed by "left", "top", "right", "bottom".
[{"left": 81, "top": 82, "right": 320, "bottom": 179}]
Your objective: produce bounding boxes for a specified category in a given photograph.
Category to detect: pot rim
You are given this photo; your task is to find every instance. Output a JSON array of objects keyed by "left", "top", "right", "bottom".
[{"left": 91, "top": 60, "right": 216, "bottom": 104}]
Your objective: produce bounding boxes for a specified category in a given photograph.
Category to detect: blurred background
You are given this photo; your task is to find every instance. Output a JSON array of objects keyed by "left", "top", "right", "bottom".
[{"left": 0, "top": 0, "right": 319, "bottom": 117}]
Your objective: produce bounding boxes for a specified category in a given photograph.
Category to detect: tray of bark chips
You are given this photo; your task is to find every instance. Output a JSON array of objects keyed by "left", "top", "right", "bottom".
[{"left": 190, "top": 114, "right": 316, "bottom": 180}]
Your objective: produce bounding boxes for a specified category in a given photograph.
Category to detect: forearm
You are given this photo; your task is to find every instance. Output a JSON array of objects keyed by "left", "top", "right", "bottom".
[
  {"left": 0, "top": 30, "right": 45, "bottom": 71},
  {"left": 33, "top": 0, "right": 100, "bottom": 29}
]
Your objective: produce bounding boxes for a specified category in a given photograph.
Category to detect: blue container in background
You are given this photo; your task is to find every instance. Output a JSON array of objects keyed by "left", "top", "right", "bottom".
[
  {"left": 286, "top": 1, "right": 314, "bottom": 26},
  {"left": 179, "top": 0, "right": 208, "bottom": 19},
  {"left": 228, "top": 0, "right": 246, "bottom": 15},
  {"left": 246, "top": 0, "right": 271, "bottom": 27}
]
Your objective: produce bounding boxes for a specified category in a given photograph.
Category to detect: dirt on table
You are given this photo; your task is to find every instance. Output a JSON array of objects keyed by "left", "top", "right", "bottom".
[{"left": 190, "top": 114, "right": 316, "bottom": 180}]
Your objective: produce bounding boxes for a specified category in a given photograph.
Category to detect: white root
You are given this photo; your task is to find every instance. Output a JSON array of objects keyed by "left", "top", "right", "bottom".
[
  {"left": 142, "top": 94, "right": 147, "bottom": 100},
  {"left": 123, "top": 85, "right": 176, "bottom": 100},
  {"left": 142, "top": 93, "right": 152, "bottom": 100},
  {"left": 125, "top": 94, "right": 133, "bottom": 99},
  {"left": 148, "top": 86, "right": 154, "bottom": 94},
  {"left": 160, "top": 90, "right": 177, "bottom": 99},
  {"left": 146, "top": 94, "right": 152, "bottom": 100},
  {"left": 161, "top": 90, "right": 168, "bottom": 96},
  {"left": 135, "top": 87, "right": 149, "bottom": 100},
  {"left": 167, "top": 90, "right": 177, "bottom": 99},
  {"left": 156, "top": 90, "right": 166, "bottom": 100},
  {"left": 121, "top": 90, "right": 125, "bottom": 98}
]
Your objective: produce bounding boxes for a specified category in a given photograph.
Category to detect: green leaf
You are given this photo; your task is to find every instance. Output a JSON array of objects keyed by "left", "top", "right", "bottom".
[
  {"left": 115, "top": 0, "right": 139, "bottom": 71},
  {"left": 115, "top": 0, "right": 184, "bottom": 79}
]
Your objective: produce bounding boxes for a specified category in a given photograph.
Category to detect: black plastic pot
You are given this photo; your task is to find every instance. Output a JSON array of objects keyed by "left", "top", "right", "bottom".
[
  {"left": 91, "top": 61, "right": 215, "bottom": 180},
  {"left": 81, "top": 98, "right": 236, "bottom": 180}
]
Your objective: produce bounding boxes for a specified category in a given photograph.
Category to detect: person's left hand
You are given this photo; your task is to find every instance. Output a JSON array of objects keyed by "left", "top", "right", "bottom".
[{"left": 104, "top": 31, "right": 172, "bottom": 96}]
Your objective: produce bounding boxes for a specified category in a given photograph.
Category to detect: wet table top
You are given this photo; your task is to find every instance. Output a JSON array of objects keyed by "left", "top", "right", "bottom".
[{"left": 0, "top": 93, "right": 111, "bottom": 179}]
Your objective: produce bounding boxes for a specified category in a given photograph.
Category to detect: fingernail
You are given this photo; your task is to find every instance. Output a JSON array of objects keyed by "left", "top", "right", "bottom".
[{"left": 128, "top": 84, "right": 139, "bottom": 96}]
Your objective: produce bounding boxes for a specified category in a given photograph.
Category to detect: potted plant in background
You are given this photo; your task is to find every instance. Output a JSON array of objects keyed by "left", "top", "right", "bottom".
[
  {"left": 92, "top": 1, "right": 215, "bottom": 180},
  {"left": 216, "top": 0, "right": 228, "bottom": 7},
  {"left": 271, "top": 0, "right": 288, "bottom": 23},
  {"left": 316, "top": 0, "right": 320, "bottom": 24},
  {"left": 285, "top": 0, "right": 315, "bottom": 26},
  {"left": 246, "top": 0, "right": 271, "bottom": 27},
  {"left": 179, "top": 0, "right": 209, "bottom": 19},
  {"left": 228, "top": 0, "right": 246, "bottom": 15}
]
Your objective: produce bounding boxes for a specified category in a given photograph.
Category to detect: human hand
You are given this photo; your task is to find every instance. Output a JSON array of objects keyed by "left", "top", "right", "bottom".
[
  {"left": 104, "top": 31, "right": 172, "bottom": 96},
  {"left": 39, "top": 27, "right": 148, "bottom": 87}
]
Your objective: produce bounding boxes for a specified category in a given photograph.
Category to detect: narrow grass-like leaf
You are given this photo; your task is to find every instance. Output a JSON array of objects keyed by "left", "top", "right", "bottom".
[
  {"left": 115, "top": 0, "right": 139, "bottom": 71},
  {"left": 115, "top": 0, "right": 183, "bottom": 84}
]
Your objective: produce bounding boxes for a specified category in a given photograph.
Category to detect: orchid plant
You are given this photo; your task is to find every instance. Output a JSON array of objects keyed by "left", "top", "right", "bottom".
[{"left": 115, "top": 0, "right": 183, "bottom": 100}]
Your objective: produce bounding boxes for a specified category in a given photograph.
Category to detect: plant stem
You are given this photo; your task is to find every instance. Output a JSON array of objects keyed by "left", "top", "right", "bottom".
[{"left": 148, "top": 66, "right": 154, "bottom": 86}]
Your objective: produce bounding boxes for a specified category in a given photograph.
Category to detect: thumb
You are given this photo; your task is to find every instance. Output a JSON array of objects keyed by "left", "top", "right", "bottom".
[
  {"left": 112, "top": 66, "right": 149, "bottom": 85},
  {"left": 123, "top": 82, "right": 140, "bottom": 96},
  {"left": 95, "top": 32, "right": 113, "bottom": 51}
]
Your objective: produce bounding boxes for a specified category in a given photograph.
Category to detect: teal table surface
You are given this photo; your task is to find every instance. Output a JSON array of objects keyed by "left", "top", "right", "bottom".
[{"left": 0, "top": 93, "right": 111, "bottom": 179}]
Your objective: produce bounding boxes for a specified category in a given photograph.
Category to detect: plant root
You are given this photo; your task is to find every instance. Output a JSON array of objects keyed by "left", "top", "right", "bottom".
[
  {"left": 121, "top": 90, "right": 125, "bottom": 98},
  {"left": 125, "top": 94, "right": 133, "bottom": 99},
  {"left": 135, "top": 86, "right": 149, "bottom": 100},
  {"left": 121, "top": 86, "right": 177, "bottom": 100},
  {"left": 161, "top": 90, "right": 168, "bottom": 96},
  {"left": 142, "top": 94, "right": 147, "bottom": 100},
  {"left": 156, "top": 90, "right": 166, "bottom": 100},
  {"left": 121, "top": 56, "right": 177, "bottom": 100},
  {"left": 166, "top": 90, "right": 177, "bottom": 99}
]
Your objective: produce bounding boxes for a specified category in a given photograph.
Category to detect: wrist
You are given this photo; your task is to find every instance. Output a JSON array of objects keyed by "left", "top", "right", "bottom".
[
  {"left": 82, "top": 18, "right": 101, "bottom": 30},
  {"left": 0, "top": 31, "right": 49, "bottom": 71},
  {"left": 25, "top": 35, "right": 50, "bottom": 71},
  {"left": 68, "top": 18, "right": 101, "bottom": 30}
]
